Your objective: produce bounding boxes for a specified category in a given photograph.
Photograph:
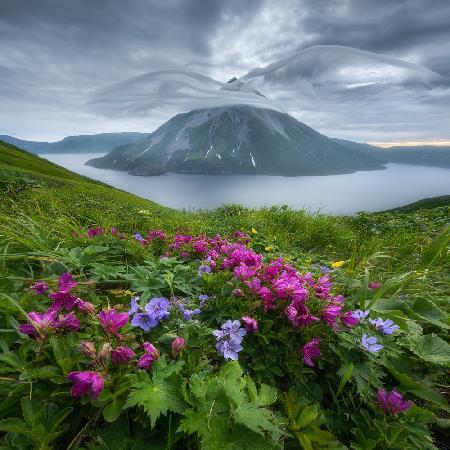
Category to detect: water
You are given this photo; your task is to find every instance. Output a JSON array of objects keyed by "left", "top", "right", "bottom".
[{"left": 41, "top": 153, "right": 450, "bottom": 214}]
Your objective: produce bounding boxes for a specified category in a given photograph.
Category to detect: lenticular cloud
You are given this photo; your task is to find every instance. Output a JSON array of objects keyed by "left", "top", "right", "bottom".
[{"left": 90, "top": 45, "right": 450, "bottom": 141}]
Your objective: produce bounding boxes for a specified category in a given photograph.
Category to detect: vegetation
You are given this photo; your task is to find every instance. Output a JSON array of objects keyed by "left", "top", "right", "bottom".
[{"left": 0, "top": 141, "right": 449, "bottom": 449}]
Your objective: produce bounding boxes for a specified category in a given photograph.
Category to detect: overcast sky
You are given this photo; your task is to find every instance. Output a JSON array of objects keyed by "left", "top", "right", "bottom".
[{"left": 1, "top": 0, "right": 449, "bottom": 144}]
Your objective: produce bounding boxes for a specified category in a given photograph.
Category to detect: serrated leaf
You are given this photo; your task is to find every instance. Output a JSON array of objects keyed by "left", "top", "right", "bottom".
[
  {"left": 258, "top": 384, "right": 277, "bottom": 406},
  {"left": 403, "top": 334, "right": 450, "bottom": 366},
  {"left": 234, "top": 402, "right": 279, "bottom": 436}
]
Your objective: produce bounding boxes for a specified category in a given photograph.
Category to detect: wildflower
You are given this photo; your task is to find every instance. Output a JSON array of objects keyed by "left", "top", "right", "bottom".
[
  {"left": 145, "top": 297, "right": 170, "bottom": 322},
  {"left": 75, "top": 298, "right": 95, "bottom": 314},
  {"left": 67, "top": 371, "right": 104, "bottom": 400},
  {"left": 377, "top": 389, "right": 412, "bottom": 414},
  {"left": 98, "top": 309, "right": 129, "bottom": 337},
  {"left": 199, "top": 294, "right": 209, "bottom": 306},
  {"left": 232, "top": 288, "right": 244, "bottom": 297},
  {"left": 110, "top": 227, "right": 118, "bottom": 235},
  {"left": 30, "top": 281, "right": 50, "bottom": 295},
  {"left": 198, "top": 265, "right": 211, "bottom": 277},
  {"left": 322, "top": 302, "right": 343, "bottom": 331},
  {"left": 352, "top": 310, "right": 370, "bottom": 320},
  {"left": 286, "top": 301, "right": 319, "bottom": 328},
  {"left": 54, "top": 312, "right": 80, "bottom": 331},
  {"left": 369, "top": 282, "right": 382, "bottom": 290},
  {"left": 80, "top": 341, "right": 96, "bottom": 357},
  {"left": 58, "top": 273, "right": 77, "bottom": 292},
  {"left": 130, "top": 313, "right": 157, "bottom": 331},
  {"left": 341, "top": 310, "right": 359, "bottom": 327},
  {"left": 241, "top": 316, "right": 258, "bottom": 333},
  {"left": 111, "top": 346, "right": 135, "bottom": 364},
  {"left": 251, "top": 228, "right": 257, "bottom": 234},
  {"left": 18, "top": 309, "right": 57, "bottom": 337},
  {"left": 369, "top": 317, "right": 400, "bottom": 335},
  {"left": 171, "top": 337, "right": 185, "bottom": 356},
  {"left": 128, "top": 296, "right": 140, "bottom": 315},
  {"left": 213, "top": 320, "right": 247, "bottom": 360},
  {"left": 137, "top": 342, "right": 160, "bottom": 369},
  {"left": 314, "top": 276, "right": 332, "bottom": 299},
  {"left": 87, "top": 227, "right": 104, "bottom": 237},
  {"left": 48, "top": 291, "right": 78, "bottom": 311},
  {"left": 98, "top": 343, "right": 112, "bottom": 360},
  {"left": 147, "top": 230, "right": 166, "bottom": 241},
  {"left": 320, "top": 266, "right": 331, "bottom": 273},
  {"left": 361, "top": 334, "right": 383, "bottom": 353},
  {"left": 331, "top": 260, "right": 345, "bottom": 268},
  {"left": 234, "top": 263, "right": 256, "bottom": 280},
  {"left": 273, "top": 275, "right": 308, "bottom": 302},
  {"left": 133, "top": 233, "right": 147, "bottom": 244},
  {"left": 301, "top": 338, "right": 321, "bottom": 367}
]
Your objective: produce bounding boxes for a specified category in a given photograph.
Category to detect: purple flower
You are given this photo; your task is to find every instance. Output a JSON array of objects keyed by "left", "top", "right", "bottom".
[
  {"left": 352, "top": 310, "right": 370, "bottom": 320},
  {"left": 18, "top": 308, "right": 58, "bottom": 337},
  {"left": 286, "top": 301, "right": 319, "bottom": 328},
  {"left": 213, "top": 320, "right": 247, "bottom": 360},
  {"left": 87, "top": 227, "right": 104, "bottom": 237},
  {"left": 241, "top": 316, "right": 258, "bottom": 333},
  {"left": 147, "top": 230, "right": 166, "bottom": 241},
  {"left": 180, "top": 306, "right": 201, "bottom": 320},
  {"left": 361, "top": 334, "right": 383, "bottom": 353},
  {"left": 80, "top": 341, "right": 96, "bottom": 357},
  {"left": 369, "top": 282, "right": 382, "bottom": 290},
  {"left": 98, "top": 309, "right": 129, "bottom": 336},
  {"left": 131, "top": 312, "right": 158, "bottom": 331},
  {"left": 301, "top": 338, "right": 321, "bottom": 367},
  {"left": 48, "top": 291, "right": 78, "bottom": 312},
  {"left": 145, "top": 297, "right": 170, "bottom": 322},
  {"left": 377, "top": 389, "right": 412, "bottom": 414},
  {"left": 198, "top": 265, "right": 212, "bottom": 277},
  {"left": 171, "top": 337, "right": 185, "bottom": 356},
  {"left": 369, "top": 317, "right": 400, "bottom": 335},
  {"left": 75, "top": 298, "right": 95, "bottom": 314},
  {"left": 58, "top": 273, "right": 77, "bottom": 293},
  {"left": 111, "top": 346, "right": 135, "bottom": 364},
  {"left": 322, "top": 302, "right": 343, "bottom": 331},
  {"left": 67, "top": 371, "right": 104, "bottom": 400},
  {"left": 137, "top": 342, "right": 160, "bottom": 369},
  {"left": 341, "top": 311, "right": 359, "bottom": 327},
  {"left": 30, "top": 281, "right": 50, "bottom": 295},
  {"left": 128, "top": 296, "right": 140, "bottom": 315},
  {"left": 199, "top": 294, "right": 209, "bottom": 306},
  {"left": 54, "top": 312, "right": 80, "bottom": 331},
  {"left": 133, "top": 233, "right": 146, "bottom": 244}
]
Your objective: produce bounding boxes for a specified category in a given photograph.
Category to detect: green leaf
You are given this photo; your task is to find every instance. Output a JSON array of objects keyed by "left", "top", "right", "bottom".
[
  {"left": 103, "top": 398, "right": 123, "bottom": 423},
  {"left": 402, "top": 334, "right": 450, "bottom": 366},
  {"left": 337, "top": 363, "right": 354, "bottom": 396},
  {"left": 234, "top": 402, "right": 279, "bottom": 435},
  {"left": 257, "top": 384, "right": 277, "bottom": 407},
  {"left": 0, "top": 418, "right": 26, "bottom": 433},
  {"left": 297, "top": 405, "right": 318, "bottom": 429},
  {"left": 409, "top": 298, "right": 449, "bottom": 329}
]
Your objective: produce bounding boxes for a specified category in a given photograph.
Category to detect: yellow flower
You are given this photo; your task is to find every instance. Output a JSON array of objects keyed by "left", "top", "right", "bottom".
[
  {"left": 265, "top": 245, "right": 274, "bottom": 251},
  {"left": 331, "top": 260, "right": 345, "bottom": 268},
  {"left": 251, "top": 228, "right": 257, "bottom": 234}
]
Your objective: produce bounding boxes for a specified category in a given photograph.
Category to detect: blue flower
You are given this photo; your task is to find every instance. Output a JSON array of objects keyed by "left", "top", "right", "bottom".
[
  {"left": 199, "top": 294, "right": 209, "bottom": 306},
  {"left": 369, "top": 317, "right": 400, "bottom": 335},
  {"left": 213, "top": 320, "right": 247, "bottom": 360},
  {"left": 130, "top": 313, "right": 158, "bottom": 332},
  {"left": 180, "top": 306, "right": 201, "bottom": 320},
  {"left": 361, "top": 334, "right": 383, "bottom": 353},
  {"left": 128, "top": 296, "right": 140, "bottom": 315},
  {"left": 145, "top": 297, "right": 170, "bottom": 322},
  {"left": 352, "top": 310, "right": 370, "bottom": 320},
  {"left": 198, "top": 265, "right": 212, "bottom": 277},
  {"left": 133, "top": 233, "right": 146, "bottom": 243}
]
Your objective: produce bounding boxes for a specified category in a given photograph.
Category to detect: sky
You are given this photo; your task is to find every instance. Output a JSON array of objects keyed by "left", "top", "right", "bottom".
[{"left": 0, "top": 0, "right": 449, "bottom": 144}]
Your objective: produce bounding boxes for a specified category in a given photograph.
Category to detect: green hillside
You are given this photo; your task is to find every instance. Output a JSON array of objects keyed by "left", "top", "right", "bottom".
[{"left": 0, "top": 142, "right": 449, "bottom": 449}]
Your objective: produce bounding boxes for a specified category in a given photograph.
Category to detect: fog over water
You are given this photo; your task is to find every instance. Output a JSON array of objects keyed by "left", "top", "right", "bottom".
[{"left": 42, "top": 153, "right": 450, "bottom": 214}]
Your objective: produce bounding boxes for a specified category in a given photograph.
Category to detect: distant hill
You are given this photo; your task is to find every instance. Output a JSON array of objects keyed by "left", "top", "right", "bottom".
[
  {"left": 0, "top": 132, "right": 149, "bottom": 154},
  {"left": 87, "top": 105, "right": 385, "bottom": 176},
  {"left": 332, "top": 139, "right": 450, "bottom": 168}
]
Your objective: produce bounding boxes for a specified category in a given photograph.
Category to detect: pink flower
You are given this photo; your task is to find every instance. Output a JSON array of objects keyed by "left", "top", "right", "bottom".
[
  {"left": 54, "top": 312, "right": 80, "bottom": 331},
  {"left": 286, "top": 301, "right": 319, "bottom": 328},
  {"left": 314, "top": 276, "right": 331, "bottom": 299},
  {"left": 322, "top": 303, "right": 343, "bottom": 331},
  {"left": 370, "top": 282, "right": 382, "bottom": 290},
  {"left": 147, "top": 229, "right": 166, "bottom": 241},
  {"left": 18, "top": 308, "right": 58, "bottom": 337},
  {"left": 234, "top": 263, "right": 256, "bottom": 281},
  {"left": 232, "top": 288, "right": 244, "bottom": 297},
  {"left": 241, "top": 316, "right": 258, "bottom": 333},
  {"left": 58, "top": 273, "right": 77, "bottom": 293},
  {"left": 75, "top": 298, "right": 96, "bottom": 314},
  {"left": 111, "top": 346, "right": 135, "bottom": 364},
  {"left": 30, "top": 281, "right": 50, "bottom": 295},
  {"left": 48, "top": 291, "right": 78, "bottom": 311},
  {"left": 98, "top": 309, "right": 129, "bottom": 337},
  {"left": 377, "top": 389, "right": 411, "bottom": 413},
  {"left": 300, "top": 338, "right": 321, "bottom": 367},
  {"left": 137, "top": 342, "right": 160, "bottom": 369},
  {"left": 273, "top": 274, "right": 308, "bottom": 302},
  {"left": 67, "top": 371, "right": 104, "bottom": 400},
  {"left": 341, "top": 310, "right": 359, "bottom": 327},
  {"left": 171, "top": 337, "right": 185, "bottom": 356}
]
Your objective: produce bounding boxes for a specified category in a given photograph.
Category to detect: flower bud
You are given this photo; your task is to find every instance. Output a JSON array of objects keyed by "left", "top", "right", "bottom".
[
  {"left": 80, "top": 341, "right": 96, "bottom": 357},
  {"left": 232, "top": 288, "right": 244, "bottom": 298},
  {"left": 171, "top": 337, "right": 185, "bottom": 356},
  {"left": 98, "top": 342, "right": 112, "bottom": 360}
]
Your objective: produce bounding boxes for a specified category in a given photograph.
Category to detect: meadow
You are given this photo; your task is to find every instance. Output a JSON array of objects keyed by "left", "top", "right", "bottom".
[{"left": 0, "top": 141, "right": 449, "bottom": 449}]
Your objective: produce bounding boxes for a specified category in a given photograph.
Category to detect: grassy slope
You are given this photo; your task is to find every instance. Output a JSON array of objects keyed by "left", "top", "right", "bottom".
[{"left": 1, "top": 140, "right": 448, "bottom": 275}]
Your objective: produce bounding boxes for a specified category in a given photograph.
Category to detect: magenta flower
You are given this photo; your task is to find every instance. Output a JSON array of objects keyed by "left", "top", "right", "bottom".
[
  {"left": 377, "top": 389, "right": 412, "bottom": 414},
  {"left": 98, "top": 309, "right": 129, "bottom": 337},
  {"left": 341, "top": 310, "right": 359, "bottom": 327},
  {"left": 171, "top": 337, "right": 185, "bottom": 356},
  {"left": 314, "top": 276, "right": 331, "bottom": 299},
  {"left": 48, "top": 291, "right": 78, "bottom": 311},
  {"left": 322, "top": 303, "right": 343, "bottom": 331},
  {"left": 301, "top": 338, "right": 321, "bottom": 367},
  {"left": 234, "top": 263, "right": 256, "bottom": 280},
  {"left": 54, "top": 312, "right": 80, "bottom": 331},
  {"left": 241, "top": 316, "right": 258, "bottom": 333},
  {"left": 87, "top": 227, "right": 104, "bottom": 237},
  {"left": 137, "top": 342, "right": 160, "bottom": 369},
  {"left": 58, "top": 273, "right": 77, "bottom": 293},
  {"left": 273, "top": 275, "right": 308, "bottom": 302},
  {"left": 369, "top": 282, "right": 382, "bottom": 290},
  {"left": 75, "top": 298, "right": 96, "bottom": 314},
  {"left": 111, "top": 346, "right": 135, "bottom": 364},
  {"left": 30, "top": 281, "right": 50, "bottom": 295},
  {"left": 18, "top": 308, "right": 58, "bottom": 337},
  {"left": 80, "top": 341, "right": 96, "bottom": 357},
  {"left": 67, "top": 371, "right": 104, "bottom": 400},
  {"left": 286, "top": 301, "right": 319, "bottom": 328}
]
